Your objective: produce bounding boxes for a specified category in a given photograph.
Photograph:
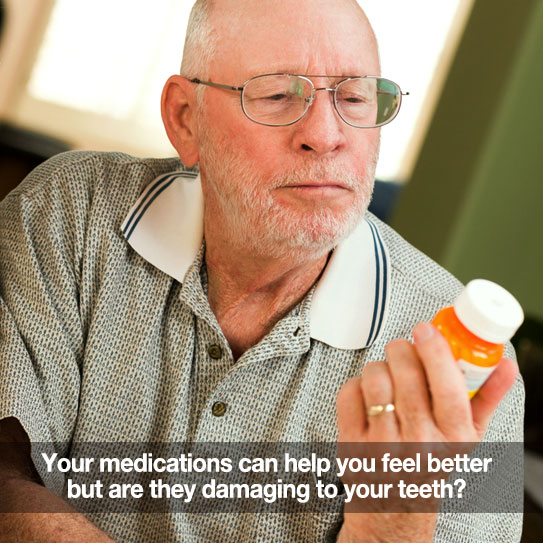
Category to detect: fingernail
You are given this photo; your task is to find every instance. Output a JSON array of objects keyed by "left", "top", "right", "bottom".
[{"left": 414, "top": 322, "right": 434, "bottom": 343}]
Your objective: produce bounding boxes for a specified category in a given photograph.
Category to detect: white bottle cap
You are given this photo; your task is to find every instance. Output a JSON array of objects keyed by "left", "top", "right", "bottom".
[{"left": 453, "top": 279, "right": 524, "bottom": 343}]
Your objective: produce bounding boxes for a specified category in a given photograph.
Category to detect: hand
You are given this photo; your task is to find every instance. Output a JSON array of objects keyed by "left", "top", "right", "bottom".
[
  {"left": 0, "top": 418, "right": 115, "bottom": 541},
  {"left": 335, "top": 322, "right": 518, "bottom": 543}
]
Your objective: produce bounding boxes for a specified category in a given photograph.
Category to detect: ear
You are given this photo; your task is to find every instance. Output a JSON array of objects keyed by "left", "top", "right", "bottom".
[{"left": 161, "top": 75, "right": 200, "bottom": 167}]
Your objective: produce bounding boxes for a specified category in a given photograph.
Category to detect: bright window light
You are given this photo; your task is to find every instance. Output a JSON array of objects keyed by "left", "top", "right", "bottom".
[
  {"left": 363, "top": 1, "right": 466, "bottom": 179},
  {"left": 27, "top": 0, "right": 466, "bottom": 180}
]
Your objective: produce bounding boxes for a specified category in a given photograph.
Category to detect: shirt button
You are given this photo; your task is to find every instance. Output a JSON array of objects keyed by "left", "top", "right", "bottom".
[
  {"left": 212, "top": 401, "right": 227, "bottom": 417},
  {"left": 207, "top": 344, "right": 223, "bottom": 359}
]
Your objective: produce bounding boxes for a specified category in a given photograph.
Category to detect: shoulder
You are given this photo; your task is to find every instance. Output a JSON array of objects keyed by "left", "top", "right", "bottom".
[
  {"left": 3, "top": 150, "right": 192, "bottom": 228},
  {"left": 367, "top": 211, "right": 464, "bottom": 308},
  {"left": 8, "top": 150, "right": 184, "bottom": 201}
]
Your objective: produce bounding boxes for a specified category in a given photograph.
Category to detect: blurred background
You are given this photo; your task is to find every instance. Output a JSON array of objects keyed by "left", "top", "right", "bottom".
[{"left": 0, "top": 0, "right": 541, "bottom": 538}]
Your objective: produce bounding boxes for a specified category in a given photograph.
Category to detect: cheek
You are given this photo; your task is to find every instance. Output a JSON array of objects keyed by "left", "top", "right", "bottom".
[
  {"left": 200, "top": 93, "right": 243, "bottom": 140},
  {"left": 227, "top": 124, "right": 288, "bottom": 177},
  {"left": 350, "top": 130, "right": 380, "bottom": 171},
  {"left": 202, "top": 93, "right": 288, "bottom": 157}
]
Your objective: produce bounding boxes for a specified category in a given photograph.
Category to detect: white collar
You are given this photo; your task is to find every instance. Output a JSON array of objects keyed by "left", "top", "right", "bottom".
[{"left": 121, "top": 171, "right": 390, "bottom": 350}]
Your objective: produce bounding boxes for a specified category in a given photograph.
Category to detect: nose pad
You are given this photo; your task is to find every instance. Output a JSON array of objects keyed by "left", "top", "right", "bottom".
[{"left": 303, "top": 89, "right": 335, "bottom": 112}]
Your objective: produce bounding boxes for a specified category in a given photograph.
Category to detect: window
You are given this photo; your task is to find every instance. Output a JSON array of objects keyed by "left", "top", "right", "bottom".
[{"left": 13, "top": 0, "right": 472, "bottom": 180}]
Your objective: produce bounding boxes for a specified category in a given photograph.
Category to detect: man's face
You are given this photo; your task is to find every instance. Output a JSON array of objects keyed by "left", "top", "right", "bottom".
[{"left": 195, "top": 0, "right": 381, "bottom": 258}]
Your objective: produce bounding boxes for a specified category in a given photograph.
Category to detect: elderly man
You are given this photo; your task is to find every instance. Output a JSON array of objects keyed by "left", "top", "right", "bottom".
[{"left": 0, "top": 0, "right": 522, "bottom": 542}]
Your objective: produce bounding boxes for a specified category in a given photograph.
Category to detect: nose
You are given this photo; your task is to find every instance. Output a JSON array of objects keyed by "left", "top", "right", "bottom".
[{"left": 291, "top": 88, "right": 346, "bottom": 156}]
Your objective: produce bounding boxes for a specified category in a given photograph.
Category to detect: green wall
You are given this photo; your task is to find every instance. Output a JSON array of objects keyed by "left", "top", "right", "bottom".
[{"left": 392, "top": 0, "right": 543, "bottom": 320}]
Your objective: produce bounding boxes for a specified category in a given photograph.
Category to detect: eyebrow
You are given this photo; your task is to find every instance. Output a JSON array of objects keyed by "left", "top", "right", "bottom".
[
  {"left": 297, "top": 74, "right": 374, "bottom": 78},
  {"left": 244, "top": 72, "right": 380, "bottom": 80}
]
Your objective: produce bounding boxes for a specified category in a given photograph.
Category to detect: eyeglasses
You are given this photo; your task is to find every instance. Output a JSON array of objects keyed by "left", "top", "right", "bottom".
[{"left": 188, "top": 73, "right": 408, "bottom": 128}]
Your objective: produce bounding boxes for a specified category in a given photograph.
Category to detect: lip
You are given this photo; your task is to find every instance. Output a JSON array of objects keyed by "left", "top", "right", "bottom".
[
  {"left": 280, "top": 182, "right": 350, "bottom": 190},
  {"left": 277, "top": 184, "right": 351, "bottom": 198}
]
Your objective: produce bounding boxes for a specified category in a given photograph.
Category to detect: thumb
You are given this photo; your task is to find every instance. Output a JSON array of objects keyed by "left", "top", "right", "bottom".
[{"left": 470, "top": 358, "right": 518, "bottom": 437}]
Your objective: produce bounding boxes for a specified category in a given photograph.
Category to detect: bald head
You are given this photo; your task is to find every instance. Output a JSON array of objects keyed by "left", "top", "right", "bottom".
[{"left": 181, "top": 0, "right": 379, "bottom": 82}]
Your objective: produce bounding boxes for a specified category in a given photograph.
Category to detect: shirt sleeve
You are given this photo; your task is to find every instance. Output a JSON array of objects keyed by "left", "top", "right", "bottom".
[{"left": 0, "top": 154, "right": 89, "bottom": 493}]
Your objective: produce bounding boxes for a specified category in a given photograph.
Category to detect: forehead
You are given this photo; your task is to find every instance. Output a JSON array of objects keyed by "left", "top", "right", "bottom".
[{"left": 209, "top": 0, "right": 379, "bottom": 81}]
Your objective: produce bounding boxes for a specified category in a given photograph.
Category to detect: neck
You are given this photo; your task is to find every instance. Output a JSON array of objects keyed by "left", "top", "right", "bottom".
[{"left": 204, "top": 219, "right": 330, "bottom": 360}]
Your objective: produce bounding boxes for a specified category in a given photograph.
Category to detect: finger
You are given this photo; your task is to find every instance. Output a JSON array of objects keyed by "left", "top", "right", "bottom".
[
  {"left": 471, "top": 358, "right": 518, "bottom": 437},
  {"left": 336, "top": 377, "right": 366, "bottom": 441},
  {"left": 360, "top": 361, "right": 398, "bottom": 437},
  {"left": 412, "top": 322, "right": 473, "bottom": 434},
  {"left": 386, "top": 339, "right": 433, "bottom": 438}
]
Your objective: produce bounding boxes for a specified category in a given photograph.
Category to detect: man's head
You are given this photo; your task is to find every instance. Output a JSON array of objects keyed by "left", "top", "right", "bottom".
[{"left": 162, "top": 0, "right": 382, "bottom": 259}]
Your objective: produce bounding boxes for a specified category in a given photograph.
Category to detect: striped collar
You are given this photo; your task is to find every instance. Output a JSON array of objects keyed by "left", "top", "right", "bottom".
[{"left": 121, "top": 171, "right": 390, "bottom": 350}]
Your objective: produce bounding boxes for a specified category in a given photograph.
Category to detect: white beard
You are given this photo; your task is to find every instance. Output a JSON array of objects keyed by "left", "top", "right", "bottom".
[{"left": 197, "top": 121, "right": 378, "bottom": 260}]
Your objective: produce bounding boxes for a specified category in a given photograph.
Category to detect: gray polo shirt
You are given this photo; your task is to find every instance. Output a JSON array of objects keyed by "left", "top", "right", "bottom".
[{"left": 0, "top": 151, "right": 523, "bottom": 542}]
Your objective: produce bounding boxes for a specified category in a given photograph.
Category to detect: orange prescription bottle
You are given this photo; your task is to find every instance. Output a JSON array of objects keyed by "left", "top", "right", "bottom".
[{"left": 432, "top": 279, "right": 524, "bottom": 398}]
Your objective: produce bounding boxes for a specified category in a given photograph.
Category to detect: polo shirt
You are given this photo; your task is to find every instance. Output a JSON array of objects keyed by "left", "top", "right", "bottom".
[{"left": 0, "top": 151, "right": 523, "bottom": 542}]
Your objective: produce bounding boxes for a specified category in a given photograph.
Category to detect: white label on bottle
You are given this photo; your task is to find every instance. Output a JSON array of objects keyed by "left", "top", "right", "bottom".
[{"left": 457, "top": 359, "right": 496, "bottom": 393}]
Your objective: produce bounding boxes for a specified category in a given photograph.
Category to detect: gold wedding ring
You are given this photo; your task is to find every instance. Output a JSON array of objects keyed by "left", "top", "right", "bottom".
[{"left": 366, "top": 403, "right": 395, "bottom": 417}]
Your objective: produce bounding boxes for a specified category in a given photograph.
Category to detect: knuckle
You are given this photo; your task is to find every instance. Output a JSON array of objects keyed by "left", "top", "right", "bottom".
[
  {"left": 336, "top": 377, "right": 361, "bottom": 403},
  {"left": 392, "top": 369, "right": 426, "bottom": 398},
  {"left": 408, "top": 427, "right": 434, "bottom": 442},
  {"left": 361, "top": 365, "right": 392, "bottom": 396},
  {"left": 386, "top": 342, "right": 421, "bottom": 377},
  {"left": 400, "top": 401, "right": 430, "bottom": 425},
  {"left": 385, "top": 338, "right": 412, "bottom": 359},
  {"left": 428, "top": 334, "right": 454, "bottom": 359},
  {"left": 361, "top": 361, "right": 388, "bottom": 382},
  {"left": 362, "top": 360, "right": 387, "bottom": 374},
  {"left": 342, "top": 376, "right": 361, "bottom": 389}
]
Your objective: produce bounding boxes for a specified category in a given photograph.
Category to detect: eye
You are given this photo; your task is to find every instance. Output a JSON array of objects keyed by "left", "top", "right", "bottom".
[
  {"left": 344, "top": 96, "right": 365, "bottom": 103},
  {"left": 265, "top": 93, "right": 289, "bottom": 101},
  {"left": 339, "top": 94, "right": 368, "bottom": 104}
]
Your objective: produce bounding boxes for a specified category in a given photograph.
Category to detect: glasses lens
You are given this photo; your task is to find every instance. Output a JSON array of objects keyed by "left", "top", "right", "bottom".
[
  {"left": 242, "top": 75, "right": 312, "bottom": 126},
  {"left": 335, "top": 77, "right": 401, "bottom": 127}
]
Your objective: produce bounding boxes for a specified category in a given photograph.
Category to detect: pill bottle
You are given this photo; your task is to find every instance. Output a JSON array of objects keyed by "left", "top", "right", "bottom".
[{"left": 432, "top": 279, "right": 524, "bottom": 398}]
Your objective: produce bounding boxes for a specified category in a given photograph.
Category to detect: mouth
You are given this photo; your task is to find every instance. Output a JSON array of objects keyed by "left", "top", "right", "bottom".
[
  {"left": 280, "top": 179, "right": 351, "bottom": 189},
  {"left": 279, "top": 183, "right": 351, "bottom": 201},
  {"left": 279, "top": 182, "right": 351, "bottom": 195}
]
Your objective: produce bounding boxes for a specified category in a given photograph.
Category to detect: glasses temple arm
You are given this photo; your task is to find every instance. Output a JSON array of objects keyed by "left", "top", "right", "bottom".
[
  {"left": 188, "top": 78, "right": 243, "bottom": 91},
  {"left": 376, "top": 91, "right": 410, "bottom": 96}
]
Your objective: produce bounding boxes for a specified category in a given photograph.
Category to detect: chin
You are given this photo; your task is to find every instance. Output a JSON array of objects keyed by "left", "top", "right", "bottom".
[{"left": 252, "top": 204, "right": 367, "bottom": 259}]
